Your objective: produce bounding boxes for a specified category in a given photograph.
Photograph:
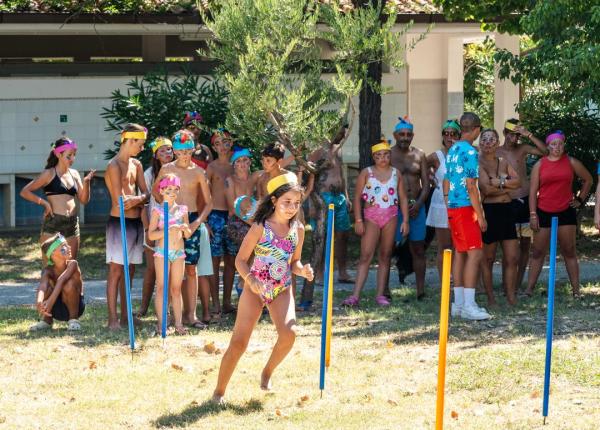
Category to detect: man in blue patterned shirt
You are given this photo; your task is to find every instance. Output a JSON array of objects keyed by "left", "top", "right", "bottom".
[{"left": 443, "top": 112, "right": 491, "bottom": 320}]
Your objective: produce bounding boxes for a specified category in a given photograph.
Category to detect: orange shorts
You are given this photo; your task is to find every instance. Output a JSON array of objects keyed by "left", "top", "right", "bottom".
[{"left": 447, "top": 206, "right": 482, "bottom": 252}]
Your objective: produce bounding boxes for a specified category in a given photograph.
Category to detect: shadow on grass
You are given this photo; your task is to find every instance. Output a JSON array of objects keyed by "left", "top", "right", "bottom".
[
  {"left": 326, "top": 283, "right": 600, "bottom": 348},
  {"left": 152, "top": 398, "right": 263, "bottom": 428}
]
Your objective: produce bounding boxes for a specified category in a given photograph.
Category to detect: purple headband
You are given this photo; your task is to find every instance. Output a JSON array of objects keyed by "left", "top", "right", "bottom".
[
  {"left": 545, "top": 131, "right": 565, "bottom": 145},
  {"left": 159, "top": 176, "right": 181, "bottom": 190},
  {"left": 53, "top": 140, "right": 77, "bottom": 156}
]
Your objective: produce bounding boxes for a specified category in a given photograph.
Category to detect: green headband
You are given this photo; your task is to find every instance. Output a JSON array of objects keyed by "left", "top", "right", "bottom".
[
  {"left": 46, "top": 235, "right": 66, "bottom": 266},
  {"left": 442, "top": 120, "right": 461, "bottom": 133}
]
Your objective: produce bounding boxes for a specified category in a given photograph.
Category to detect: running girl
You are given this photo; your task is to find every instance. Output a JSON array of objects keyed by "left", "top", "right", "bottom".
[
  {"left": 147, "top": 173, "right": 194, "bottom": 335},
  {"left": 212, "top": 172, "right": 313, "bottom": 403},
  {"left": 342, "top": 139, "right": 409, "bottom": 307}
]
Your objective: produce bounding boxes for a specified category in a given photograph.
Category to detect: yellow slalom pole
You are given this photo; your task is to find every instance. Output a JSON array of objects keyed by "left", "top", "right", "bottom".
[
  {"left": 325, "top": 204, "right": 334, "bottom": 367},
  {"left": 435, "top": 249, "right": 452, "bottom": 430}
]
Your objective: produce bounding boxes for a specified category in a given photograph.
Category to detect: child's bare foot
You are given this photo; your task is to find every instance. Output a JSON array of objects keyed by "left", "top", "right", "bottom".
[
  {"left": 211, "top": 393, "right": 225, "bottom": 405},
  {"left": 222, "top": 304, "right": 237, "bottom": 315},
  {"left": 260, "top": 370, "right": 272, "bottom": 391},
  {"left": 174, "top": 325, "right": 189, "bottom": 335},
  {"left": 108, "top": 320, "right": 121, "bottom": 331}
]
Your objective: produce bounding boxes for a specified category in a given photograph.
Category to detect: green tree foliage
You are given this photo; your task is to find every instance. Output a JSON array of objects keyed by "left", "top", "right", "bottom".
[
  {"left": 463, "top": 39, "right": 495, "bottom": 128},
  {"left": 436, "top": 0, "right": 600, "bottom": 170},
  {"left": 0, "top": 0, "right": 197, "bottom": 13},
  {"left": 200, "top": 0, "right": 411, "bottom": 171},
  {"left": 102, "top": 69, "right": 228, "bottom": 167}
]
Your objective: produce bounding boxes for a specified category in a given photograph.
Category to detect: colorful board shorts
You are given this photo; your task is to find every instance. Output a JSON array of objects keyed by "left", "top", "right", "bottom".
[
  {"left": 41, "top": 214, "right": 80, "bottom": 238},
  {"left": 537, "top": 206, "right": 577, "bottom": 228},
  {"left": 52, "top": 294, "right": 85, "bottom": 322},
  {"left": 482, "top": 202, "right": 517, "bottom": 244},
  {"left": 106, "top": 216, "right": 144, "bottom": 265},
  {"left": 396, "top": 204, "right": 427, "bottom": 242},
  {"left": 447, "top": 206, "right": 483, "bottom": 252},
  {"left": 227, "top": 215, "right": 250, "bottom": 255},
  {"left": 184, "top": 212, "right": 202, "bottom": 266},
  {"left": 208, "top": 209, "right": 236, "bottom": 257},
  {"left": 511, "top": 196, "right": 533, "bottom": 238},
  {"left": 196, "top": 222, "right": 213, "bottom": 276}
]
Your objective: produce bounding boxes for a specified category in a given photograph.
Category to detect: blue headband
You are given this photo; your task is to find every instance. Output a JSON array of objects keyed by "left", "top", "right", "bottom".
[
  {"left": 172, "top": 131, "right": 195, "bottom": 150},
  {"left": 230, "top": 148, "right": 252, "bottom": 165},
  {"left": 394, "top": 118, "right": 413, "bottom": 132}
]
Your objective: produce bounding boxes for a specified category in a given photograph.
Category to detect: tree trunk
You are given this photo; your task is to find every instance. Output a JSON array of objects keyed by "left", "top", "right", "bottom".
[
  {"left": 358, "top": 60, "right": 383, "bottom": 170},
  {"left": 300, "top": 188, "right": 326, "bottom": 304}
]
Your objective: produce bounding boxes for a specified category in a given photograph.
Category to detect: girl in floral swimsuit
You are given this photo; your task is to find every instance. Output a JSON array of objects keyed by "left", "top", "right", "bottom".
[
  {"left": 342, "top": 139, "right": 409, "bottom": 308},
  {"left": 147, "top": 173, "right": 194, "bottom": 335},
  {"left": 212, "top": 172, "right": 314, "bottom": 404}
]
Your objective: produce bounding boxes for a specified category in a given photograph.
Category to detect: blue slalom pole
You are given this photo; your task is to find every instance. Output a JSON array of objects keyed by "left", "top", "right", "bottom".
[
  {"left": 319, "top": 205, "right": 335, "bottom": 395},
  {"left": 162, "top": 201, "right": 169, "bottom": 340},
  {"left": 118, "top": 196, "right": 136, "bottom": 352},
  {"left": 542, "top": 216, "right": 559, "bottom": 423}
]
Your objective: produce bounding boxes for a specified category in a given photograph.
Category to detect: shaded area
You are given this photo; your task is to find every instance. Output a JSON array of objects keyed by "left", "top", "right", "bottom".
[{"left": 153, "top": 398, "right": 263, "bottom": 428}]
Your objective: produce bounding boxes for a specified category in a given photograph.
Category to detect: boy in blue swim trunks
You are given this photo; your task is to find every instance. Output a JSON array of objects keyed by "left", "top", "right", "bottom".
[
  {"left": 206, "top": 130, "right": 237, "bottom": 315},
  {"left": 391, "top": 118, "right": 430, "bottom": 300}
]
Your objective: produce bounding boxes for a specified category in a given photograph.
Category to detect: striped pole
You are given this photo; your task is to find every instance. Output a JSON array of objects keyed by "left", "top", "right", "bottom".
[
  {"left": 325, "top": 206, "right": 335, "bottom": 368},
  {"left": 543, "top": 216, "right": 559, "bottom": 424},
  {"left": 161, "top": 201, "right": 169, "bottom": 341},
  {"left": 118, "top": 196, "right": 136, "bottom": 353},
  {"left": 319, "top": 204, "right": 335, "bottom": 395},
  {"left": 435, "top": 249, "right": 453, "bottom": 430}
]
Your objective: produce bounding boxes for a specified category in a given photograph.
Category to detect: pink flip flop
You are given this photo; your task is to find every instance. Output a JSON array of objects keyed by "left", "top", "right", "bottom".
[
  {"left": 375, "top": 295, "right": 391, "bottom": 307},
  {"left": 341, "top": 295, "right": 359, "bottom": 307}
]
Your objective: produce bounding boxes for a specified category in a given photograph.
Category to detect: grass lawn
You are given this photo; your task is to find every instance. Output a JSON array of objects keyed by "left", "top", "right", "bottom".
[{"left": 1, "top": 283, "right": 599, "bottom": 429}]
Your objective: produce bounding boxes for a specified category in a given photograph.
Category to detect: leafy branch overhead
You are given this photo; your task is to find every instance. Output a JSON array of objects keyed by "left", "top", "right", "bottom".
[{"left": 200, "top": 0, "right": 414, "bottom": 173}]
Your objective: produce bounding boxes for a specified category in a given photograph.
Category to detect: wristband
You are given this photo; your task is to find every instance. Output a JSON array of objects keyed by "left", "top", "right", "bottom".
[
  {"left": 38, "top": 198, "right": 42, "bottom": 205},
  {"left": 355, "top": 219, "right": 363, "bottom": 223}
]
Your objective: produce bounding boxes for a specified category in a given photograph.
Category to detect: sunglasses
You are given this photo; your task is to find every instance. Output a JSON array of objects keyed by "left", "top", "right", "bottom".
[{"left": 442, "top": 131, "right": 459, "bottom": 137}]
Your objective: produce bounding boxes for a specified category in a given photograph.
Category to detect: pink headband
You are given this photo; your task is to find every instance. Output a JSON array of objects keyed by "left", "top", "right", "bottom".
[
  {"left": 545, "top": 132, "right": 565, "bottom": 145},
  {"left": 159, "top": 176, "right": 181, "bottom": 190},
  {"left": 53, "top": 140, "right": 77, "bottom": 156}
]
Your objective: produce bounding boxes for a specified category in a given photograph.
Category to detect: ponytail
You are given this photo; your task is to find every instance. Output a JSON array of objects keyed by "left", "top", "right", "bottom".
[{"left": 45, "top": 137, "right": 72, "bottom": 169}]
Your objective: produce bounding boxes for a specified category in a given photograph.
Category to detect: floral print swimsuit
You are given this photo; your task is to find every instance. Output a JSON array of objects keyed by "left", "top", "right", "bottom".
[{"left": 249, "top": 221, "right": 298, "bottom": 304}]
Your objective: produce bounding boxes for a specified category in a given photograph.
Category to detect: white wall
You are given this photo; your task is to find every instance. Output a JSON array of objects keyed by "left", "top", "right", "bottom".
[{"left": 0, "top": 77, "right": 132, "bottom": 174}]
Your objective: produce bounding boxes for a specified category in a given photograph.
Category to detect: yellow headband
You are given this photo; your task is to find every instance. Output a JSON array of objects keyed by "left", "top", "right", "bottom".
[
  {"left": 267, "top": 172, "right": 298, "bottom": 195},
  {"left": 150, "top": 137, "right": 172, "bottom": 154},
  {"left": 504, "top": 121, "right": 518, "bottom": 131},
  {"left": 371, "top": 142, "right": 391, "bottom": 154},
  {"left": 121, "top": 131, "right": 147, "bottom": 142}
]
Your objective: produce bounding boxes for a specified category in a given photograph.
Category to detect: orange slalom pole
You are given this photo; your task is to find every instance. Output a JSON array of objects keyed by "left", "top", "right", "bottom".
[
  {"left": 435, "top": 249, "right": 452, "bottom": 430},
  {"left": 325, "top": 209, "right": 334, "bottom": 367}
]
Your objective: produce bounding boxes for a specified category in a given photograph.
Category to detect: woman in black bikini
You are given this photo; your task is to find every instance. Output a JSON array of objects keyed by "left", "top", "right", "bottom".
[
  {"left": 20, "top": 137, "right": 95, "bottom": 261},
  {"left": 478, "top": 129, "right": 521, "bottom": 306}
]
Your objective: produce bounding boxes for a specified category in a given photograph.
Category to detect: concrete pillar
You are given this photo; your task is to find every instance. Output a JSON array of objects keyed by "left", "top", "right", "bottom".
[
  {"left": 494, "top": 33, "right": 520, "bottom": 133},
  {"left": 447, "top": 36, "right": 464, "bottom": 120},
  {"left": 142, "top": 35, "right": 166, "bottom": 62},
  {"left": 9, "top": 174, "right": 15, "bottom": 228}
]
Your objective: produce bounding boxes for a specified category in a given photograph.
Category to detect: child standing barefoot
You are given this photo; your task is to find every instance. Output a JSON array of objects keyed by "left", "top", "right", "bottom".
[
  {"left": 148, "top": 174, "right": 194, "bottom": 335},
  {"left": 212, "top": 172, "right": 314, "bottom": 403}
]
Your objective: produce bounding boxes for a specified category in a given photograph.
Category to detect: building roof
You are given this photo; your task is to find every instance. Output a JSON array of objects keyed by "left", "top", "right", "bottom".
[{"left": 0, "top": 0, "right": 440, "bottom": 15}]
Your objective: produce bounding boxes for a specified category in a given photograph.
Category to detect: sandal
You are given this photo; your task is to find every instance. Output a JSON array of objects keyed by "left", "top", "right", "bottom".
[
  {"left": 341, "top": 295, "right": 359, "bottom": 307},
  {"left": 188, "top": 320, "right": 208, "bottom": 330},
  {"left": 375, "top": 295, "right": 391, "bottom": 307},
  {"left": 67, "top": 319, "right": 81, "bottom": 331}
]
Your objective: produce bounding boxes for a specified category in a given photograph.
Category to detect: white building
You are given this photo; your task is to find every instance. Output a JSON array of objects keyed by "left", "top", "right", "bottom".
[{"left": 0, "top": 7, "right": 519, "bottom": 227}]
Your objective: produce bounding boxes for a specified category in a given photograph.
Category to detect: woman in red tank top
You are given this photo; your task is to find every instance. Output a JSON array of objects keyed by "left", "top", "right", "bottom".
[{"left": 525, "top": 131, "right": 592, "bottom": 297}]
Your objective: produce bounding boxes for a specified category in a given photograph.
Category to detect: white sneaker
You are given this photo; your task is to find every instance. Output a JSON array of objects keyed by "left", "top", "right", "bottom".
[
  {"left": 460, "top": 305, "right": 491, "bottom": 320},
  {"left": 451, "top": 303, "right": 462, "bottom": 317}
]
